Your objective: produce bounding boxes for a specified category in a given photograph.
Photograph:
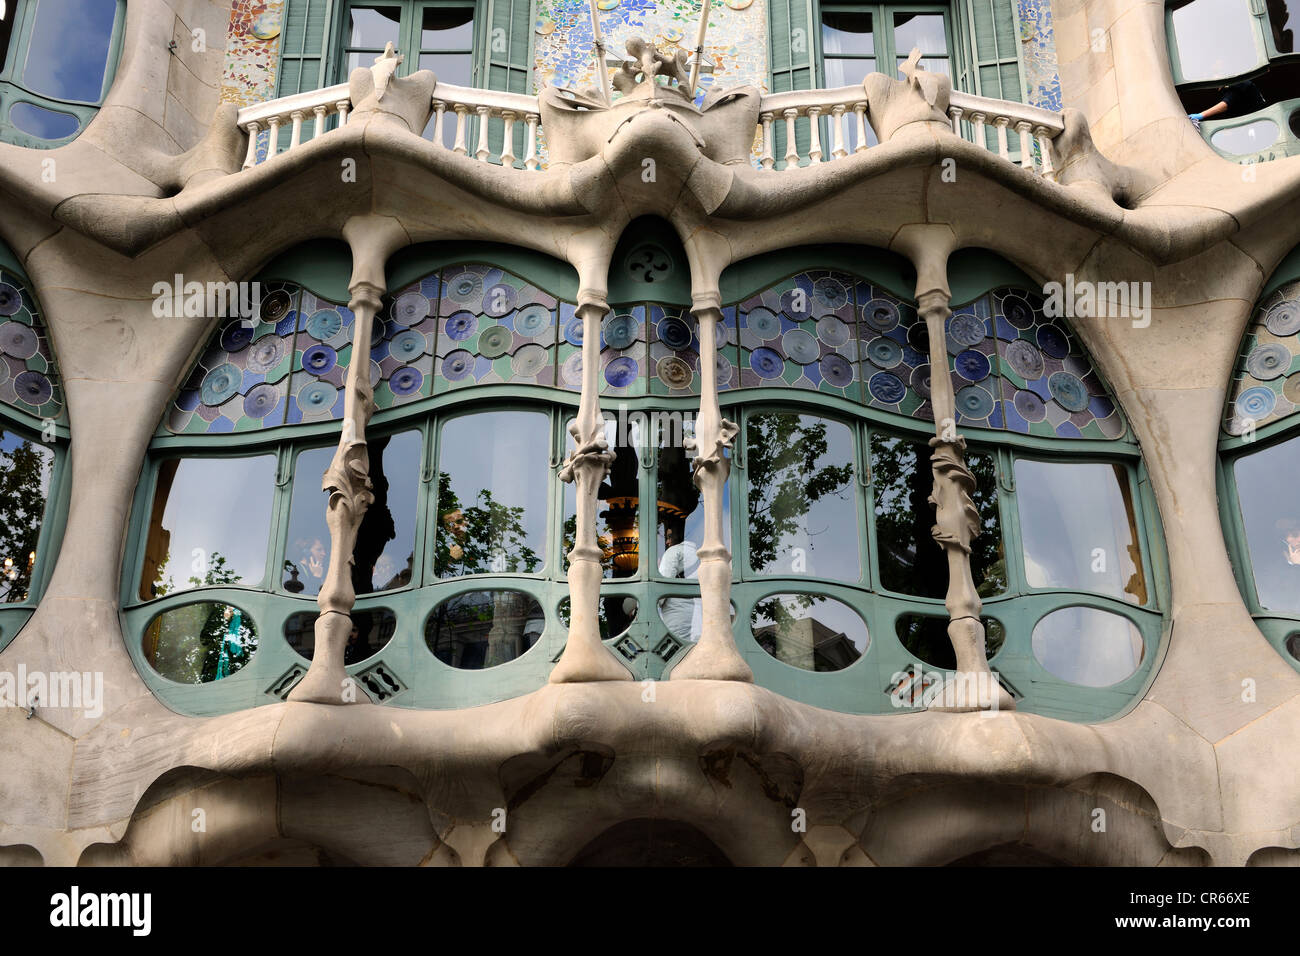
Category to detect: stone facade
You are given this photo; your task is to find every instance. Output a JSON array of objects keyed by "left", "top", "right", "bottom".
[{"left": 0, "top": 0, "right": 1299, "bottom": 867}]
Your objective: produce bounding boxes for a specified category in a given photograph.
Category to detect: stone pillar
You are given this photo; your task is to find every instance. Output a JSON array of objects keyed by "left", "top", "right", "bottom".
[
  {"left": 918, "top": 286, "right": 1014, "bottom": 713},
  {"left": 670, "top": 296, "right": 752, "bottom": 682},
  {"left": 288, "top": 216, "right": 405, "bottom": 703},
  {"left": 550, "top": 292, "right": 632, "bottom": 683}
]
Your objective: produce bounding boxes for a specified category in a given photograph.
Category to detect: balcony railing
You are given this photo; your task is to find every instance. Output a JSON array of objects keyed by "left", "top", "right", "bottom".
[{"left": 235, "top": 79, "right": 1064, "bottom": 178}]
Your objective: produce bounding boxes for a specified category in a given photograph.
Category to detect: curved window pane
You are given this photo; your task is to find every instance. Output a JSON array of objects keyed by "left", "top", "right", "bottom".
[
  {"left": 562, "top": 416, "right": 641, "bottom": 579},
  {"left": 1031, "top": 606, "right": 1143, "bottom": 687},
  {"left": 1171, "top": 0, "right": 1262, "bottom": 82},
  {"left": 1014, "top": 459, "right": 1147, "bottom": 604},
  {"left": 425, "top": 589, "right": 544, "bottom": 668},
  {"left": 139, "top": 456, "right": 275, "bottom": 600},
  {"left": 283, "top": 431, "right": 420, "bottom": 596},
  {"left": 746, "top": 412, "right": 859, "bottom": 581},
  {"left": 434, "top": 410, "right": 549, "bottom": 576},
  {"left": 22, "top": 0, "right": 117, "bottom": 102},
  {"left": 893, "top": 13, "right": 947, "bottom": 54},
  {"left": 142, "top": 602, "right": 258, "bottom": 683},
  {"left": 751, "top": 593, "right": 868, "bottom": 672},
  {"left": 1233, "top": 435, "right": 1300, "bottom": 612},
  {"left": 557, "top": 595, "right": 638, "bottom": 641},
  {"left": 8, "top": 102, "right": 79, "bottom": 139},
  {"left": 871, "top": 434, "right": 1005, "bottom": 598},
  {"left": 0, "top": 430, "right": 53, "bottom": 604},
  {"left": 1211, "top": 118, "right": 1280, "bottom": 154},
  {"left": 894, "top": 613, "right": 1004, "bottom": 669},
  {"left": 658, "top": 414, "right": 731, "bottom": 578},
  {"left": 657, "top": 596, "right": 734, "bottom": 644},
  {"left": 284, "top": 607, "right": 396, "bottom": 664}
]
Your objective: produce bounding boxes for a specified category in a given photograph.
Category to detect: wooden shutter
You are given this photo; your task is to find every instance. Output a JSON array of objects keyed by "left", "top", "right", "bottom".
[
  {"left": 768, "top": 0, "right": 816, "bottom": 166},
  {"left": 962, "top": 0, "right": 1025, "bottom": 151},
  {"left": 482, "top": 0, "right": 533, "bottom": 163}
]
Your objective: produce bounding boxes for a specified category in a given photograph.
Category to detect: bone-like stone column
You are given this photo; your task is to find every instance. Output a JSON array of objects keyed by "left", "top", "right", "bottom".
[
  {"left": 550, "top": 291, "right": 632, "bottom": 683},
  {"left": 288, "top": 217, "right": 406, "bottom": 703},
  {"left": 896, "top": 226, "right": 1011, "bottom": 712},
  {"left": 670, "top": 295, "right": 752, "bottom": 682}
]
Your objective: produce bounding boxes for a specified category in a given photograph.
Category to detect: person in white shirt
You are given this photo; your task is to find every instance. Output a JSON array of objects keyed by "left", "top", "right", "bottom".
[{"left": 658, "top": 525, "right": 701, "bottom": 642}]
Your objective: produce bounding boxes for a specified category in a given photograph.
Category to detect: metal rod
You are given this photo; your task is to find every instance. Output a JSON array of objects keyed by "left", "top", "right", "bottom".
[
  {"left": 686, "top": 0, "right": 713, "bottom": 98},
  {"left": 588, "top": 0, "right": 613, "bottom": 105}
]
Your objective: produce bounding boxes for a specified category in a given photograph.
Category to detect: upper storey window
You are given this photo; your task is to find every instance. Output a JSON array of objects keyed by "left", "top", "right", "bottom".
[
  {"left": 342, "top": 2, "right": 474, "bottom": 85},
  {"left": 0, "top": 0, "right": 124, "bottom": 146},
  {"left": 1168, "top": 0, "right": 1300, "bottom": 160},
  {"left": 820, "top": 5, "right": 950, "bottom": 87}
]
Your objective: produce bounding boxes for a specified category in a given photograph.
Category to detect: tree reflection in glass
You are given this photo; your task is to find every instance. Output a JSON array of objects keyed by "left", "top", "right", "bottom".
[
  {"left": 1234, "top": 435, "right": 1300, "bottom": 613},
  {"left": 425, "top": 589, "right": 545, "bottom": 668},
  {"left": 0, "top": 430, "right": 53, "bottom": 603},
  {"left": 871, "top": 433, "right": 1005, "bottom": 599},
  {"left": 746, "top": 413, "right": 858, "bottom": 581},
  {"left": 434, "top": 410, "right": 548, "bottom": 576},
  {"left": 282, "top": 432, "right": 420, "bottom": 596},
  {"left": 139, "top": 456, "right": 275, "bottom": 600},
  {"left": 1014, "top": 459, "right": 1147, "bottom": 604},
  {"left": 142, "top": 602, "right": 259, "bottom": 684}
]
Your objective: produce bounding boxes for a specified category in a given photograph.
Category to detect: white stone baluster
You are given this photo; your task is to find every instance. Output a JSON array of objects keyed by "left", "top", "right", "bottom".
[
  {"left": 242, "top": 121, "right": 260, "bottom": 169},
  {"left": 831, "top": 105, "right": 847, "bottom": 159},
  {"left": 453, "top": 105, "right": 468, "bottom": 155},
  {"left": 335, "top": 100, "right": 350, "bottom": 126},
  {"left": 853, "top": 104, "right": 869, "bottom": 152},
  {"left": 807, "top": 105, "right": 823, "bottom": 165},
  {"left": 949, "top": 105, "right": 963, "bottom": 136},
  {"left": 994, "top": 116, "right": 1010, "bottom": 160},
  {"left": 970, "top": 111, "right": 986, "bottom": 151},
  {"left": 1015, "top": 120, "right": 1034, "bottom": 169},
  {"left": 760, "top": 112, "right": 775, "bottom": 170},
  {"left": 431, "top": 100, "right": 446, "bottom": 146},
  {"left": 266, "top": 116, "right": 281, "bottom": 159},
  {"left": 782, "top": 107, "right": 799, "bottom": 169},
  {"left": 312, "top": 105, "right": 327, "bottom": 140},
  {"left": 1034, "top": 125, "right": 1055, "bottom": 177},
  {"left": 289, "top": 110, "right": 304, "bottom": 151},
  {"left": 500, "top": 110, "right": 517, "bottom": 168},
  {"left": 525, "top": 114, "right": 540, "bottom": 170},
  {"left": 475, "top": 106, "right": 491, "bottom": 162}
]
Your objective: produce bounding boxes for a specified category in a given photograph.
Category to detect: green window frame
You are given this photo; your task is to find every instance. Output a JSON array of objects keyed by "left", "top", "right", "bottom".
[
  {"left": 1218, "top": 248, "right": 1300, "bottom": 670},
  {"left": 0, "top": 0, "right": 126, "bottom": 147}
]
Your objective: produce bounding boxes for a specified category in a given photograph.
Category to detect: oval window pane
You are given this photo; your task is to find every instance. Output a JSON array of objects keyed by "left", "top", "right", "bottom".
[
  {"left": 0, "top": 430, "right": 55, "bottom": 604},
  {"left": 8, "top": 102, "right": 80, "bottom": 139},
  {"left": 283, "top": 432, "right": 420, "bottom": 596},
  {"left": 657, "top": 596, "right": 734, "bottom": 644},
  {"left": 285, "top": 608, "right": 396, "bottom": 664},
  {"left": 746, "top": 412, "right": 860, "bottom": 581},
  {"left": 751, "top": 593, "right": 867, "bottom": 672},
  {"left": 435, "top": 411, "right": 549, "bottom": 576},
  {"left": 1171, "top": 0, "right": 1262, "bottom": 82},
  {"left": 1211, "top": 118, "right": 1279, "bottom": 154},
  {"left": 1232, "top": 434, "right": 1300, "bottom": 613},
  {"left": 1031, "top": 606, "right": 1143, "bottom": 687},
  {"left": 557, "top": 595, "right": 638, "bottom": 640},
  {"left": 138, "top": 456, "right": 275, "bottom": 600},
  {"left": 425, "top": 589, "right": 545, "bottom": 668},
  {"left": 1014, "top": 459, "right": 1147, "bottom": 604},
  {"left": 895, "top": 613, "right": 1003, "bottom": 668},
  {"left": 22, "top": 0, "right": 118, "bottom": 101},
  {"left": 142, "top": 602, "right": 258, "bottom": 683}
]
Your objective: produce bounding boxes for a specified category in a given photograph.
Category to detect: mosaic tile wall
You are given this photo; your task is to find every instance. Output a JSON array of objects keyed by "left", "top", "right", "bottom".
[
  {"left": 533, "top": 0, "right": 769, "bottom": 103},
  {"left": 219, "top": 0, "right": 285, "bottom": 109},
  {"left": 1018, "top": 0, "right": 1062, "bottom": 111},
  {"left": 0, "top": 268, "right": 64, "bottom": 423},
  {"left": 1224, "top": 279, "right": 1300, "bottom": 436}
]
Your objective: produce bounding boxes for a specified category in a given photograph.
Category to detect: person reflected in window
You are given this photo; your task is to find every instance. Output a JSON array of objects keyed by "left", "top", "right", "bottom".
[
  {"left": 1189, "top": 79, "right": 1266, "bottom": 125},
  {"left": 1281, "top": 519, "right": 1300, "bottom": 567},
  {"left": 345, "top": 610, "right": 373, "bottom": 665},
  {"left": 659, "top": 524, "right": 700, "bottom": 642},
  {"left": 292, "top": 536, "right": 328, "bottom": 588}
]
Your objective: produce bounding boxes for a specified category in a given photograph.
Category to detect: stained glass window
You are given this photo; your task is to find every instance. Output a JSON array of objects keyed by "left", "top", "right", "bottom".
[
  {"left": 0, "top": 267, "right": 63, "bottom": 421},
  {"left": 1224, "top": 278, "right": 1300, "bottom": 435}
]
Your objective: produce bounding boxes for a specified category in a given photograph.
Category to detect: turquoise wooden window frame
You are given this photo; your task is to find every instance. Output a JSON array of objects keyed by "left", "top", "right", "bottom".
[
  {"left": 1217, "top": 248, "right": 1300, "bottom": 672},
  {"left": 123, "top": 244, "right": 1166, "bottom": 722},
  {"left": 0, "top": 0, "right": 126, "bottom": 148},
  {"left": 0, "top": 247, "right": 71, "bottom": 652}
]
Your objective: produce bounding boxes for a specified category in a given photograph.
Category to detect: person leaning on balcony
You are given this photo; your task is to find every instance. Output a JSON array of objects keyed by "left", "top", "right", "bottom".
[{"left": 1188, "top": 79, "right": 1267, "bottom": 126}]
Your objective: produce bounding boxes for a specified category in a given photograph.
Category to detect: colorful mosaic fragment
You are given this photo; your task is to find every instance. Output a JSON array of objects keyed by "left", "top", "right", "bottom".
[
  {"left": 1224, "top": 279, "right": 1300, "bottom": 435},
  {"left": 648, "top": 304, "right": 736, "bottom": 397},
  {"left": 557, "top": 303, "right": 647, "bottom": 398},
  {"left": 857, "top": 281, "right": 928, "bottom": 419},
  {"left": 737, "top": 271, "right": 862, "bottom": 400},
  {"left": 0, "top": 268, "right": 64, "bottom": 422},
  {"left": 990, "top": 288, "right": 1125, "bottom": 440},
  {"left": 434, "top": 265, "right": 559, "bottom": 393}
]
